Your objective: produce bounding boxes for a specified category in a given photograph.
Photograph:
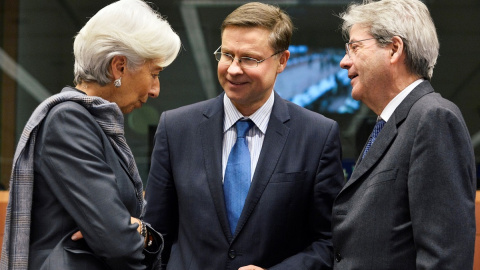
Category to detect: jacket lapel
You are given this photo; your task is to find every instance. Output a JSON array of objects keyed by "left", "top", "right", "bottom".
[
  {"left": 341, "top": 81, "right": 434, "bottom": 192},
  {"left": 343, "top": 119, "right": 398, "bottom": 190},
  {"left": 199, "top": 94, "right": 233, "bottom": 239},
  {"left": 233, "top": 92, "right": 290, "bottom": 238}
]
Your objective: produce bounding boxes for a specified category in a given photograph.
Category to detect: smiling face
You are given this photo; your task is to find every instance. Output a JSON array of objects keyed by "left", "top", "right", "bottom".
[
  {"left": 114, "top": 60, "right": 162, "bottom": 114},
  {"left": 217, "top": 26, "right": 289, "bottom": 116},
  {"left": 339, "top": 24, "right": 392, "bottom": 112}
]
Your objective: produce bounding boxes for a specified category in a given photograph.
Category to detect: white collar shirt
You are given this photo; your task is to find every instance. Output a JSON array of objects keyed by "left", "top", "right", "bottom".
[
  {"left": 222, "top": 90, "right": 274, "bottom": 182},
  {"left": 380, "top": 79, "right": 424, "bottom": 122}
]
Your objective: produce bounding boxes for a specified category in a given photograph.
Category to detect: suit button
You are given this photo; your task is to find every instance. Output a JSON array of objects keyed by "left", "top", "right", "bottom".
[
  {"left": 228, "top": 250, "right": 236, "bottom": 259},
  {"left": 335, "top": 252, "right": 342, "bottom": 262}
]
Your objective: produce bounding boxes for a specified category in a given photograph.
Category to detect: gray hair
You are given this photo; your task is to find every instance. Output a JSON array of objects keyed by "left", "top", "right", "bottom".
[
  {"left": 73, "top": 0, "right": 181, "bottom": 86},
  {"left": 221, "top": 2, "right": 293, "bottom": 53},
  {"left": 339, "top": 0, "right": 439, "bottom": 80}
]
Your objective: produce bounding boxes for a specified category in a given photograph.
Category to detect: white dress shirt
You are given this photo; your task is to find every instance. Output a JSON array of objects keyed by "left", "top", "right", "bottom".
[
  {"left": 380, "top": 79, "right": 424, "bottom": 122},
  {"left": 222, "top": 90, "right": 274, "bottom": 182}
]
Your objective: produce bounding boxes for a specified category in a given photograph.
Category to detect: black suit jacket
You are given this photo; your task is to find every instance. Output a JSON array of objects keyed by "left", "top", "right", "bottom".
[
  {"left": 332, "top": 81, "right": 477, "bottom": 269},
  {"left": 144, "top": 92, "right": 345, "bottom": 270},
  {"left": 29, "top": 97, "right": 150, "bottom": 269}
]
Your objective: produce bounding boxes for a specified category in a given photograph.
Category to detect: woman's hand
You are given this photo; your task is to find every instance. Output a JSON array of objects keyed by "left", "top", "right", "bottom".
[
  {"left": 71, "top": 230, "right": 83, "bottom": 241},
  {"left": 130, "top": 217, "right": 142, "bottom": 233}
]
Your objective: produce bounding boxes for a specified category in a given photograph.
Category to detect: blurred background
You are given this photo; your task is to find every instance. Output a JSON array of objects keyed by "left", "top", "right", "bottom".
[{"left": 1, "top": 0, "right": 479, "bottom": 189}]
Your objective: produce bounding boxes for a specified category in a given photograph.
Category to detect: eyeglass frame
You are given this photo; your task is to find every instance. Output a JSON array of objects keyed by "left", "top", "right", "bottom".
[
  {"left": 345, "top": 38, "right": 378, "bottom": 59},
  {"left": 345, "top": 37, "right": 393, "bottom": 59},
  {"left": 213, "top": 45, "right": 284, "bottom": 69}
]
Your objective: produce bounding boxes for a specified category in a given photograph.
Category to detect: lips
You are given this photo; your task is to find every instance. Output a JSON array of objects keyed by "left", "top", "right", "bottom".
[
  {"left": 348, "top": 74, "right": 358, "bottom": 87},
  {"left": 348, "top": 74, "right": 358, "bottom": 80},
  {"left": 228, "top": 79, "right": 247, "bottom": 85}
]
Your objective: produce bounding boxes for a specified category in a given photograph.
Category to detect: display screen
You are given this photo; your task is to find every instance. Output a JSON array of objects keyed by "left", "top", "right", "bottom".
[{"left": 275, "top": 45, "right": 360, "bottom": 114}]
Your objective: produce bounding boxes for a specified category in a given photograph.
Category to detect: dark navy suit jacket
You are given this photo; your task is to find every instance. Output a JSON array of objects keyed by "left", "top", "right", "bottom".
[{"left": 145, "top": 92, "right": 345, "bottom": 270}]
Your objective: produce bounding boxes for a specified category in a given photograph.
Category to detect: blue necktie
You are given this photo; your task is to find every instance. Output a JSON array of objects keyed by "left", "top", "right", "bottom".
[
  {"left": 224, "top": 119, "right": 254, "bottom": 234},
  {"left": 362, "top": 119, "right": 386, "bottom": 159}
]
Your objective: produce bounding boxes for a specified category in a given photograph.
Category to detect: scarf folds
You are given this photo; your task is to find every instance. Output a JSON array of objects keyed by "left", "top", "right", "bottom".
[{"left": 0, "top": 87, "right": 145, "bottom": 269}]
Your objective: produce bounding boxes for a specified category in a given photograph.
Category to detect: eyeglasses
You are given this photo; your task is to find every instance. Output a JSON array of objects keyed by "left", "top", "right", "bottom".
[
  {"left": 345, "top": 38, "right": 378, "bottom": 59},
  {"left": 213, "top": 45, "right": 283, "bottom": 69}
]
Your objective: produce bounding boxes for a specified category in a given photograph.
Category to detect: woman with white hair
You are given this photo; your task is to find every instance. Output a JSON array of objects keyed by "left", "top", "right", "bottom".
[{"left": 1, "top": 0, "right": 181, "bottom": 269}]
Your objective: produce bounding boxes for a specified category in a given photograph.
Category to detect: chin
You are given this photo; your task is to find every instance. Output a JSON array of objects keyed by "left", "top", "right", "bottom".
[
  {"left": 351, "top": 94, "right": 361, "bottom": 102},
  {"left": 121, "top": 107, "right": 134, "bottom": 114},
  {"left": 350, "top": 87, "right": 363, "bottom": 101},
  {"left": 224, "top": 88, "right": 238, "bottom": 99}
]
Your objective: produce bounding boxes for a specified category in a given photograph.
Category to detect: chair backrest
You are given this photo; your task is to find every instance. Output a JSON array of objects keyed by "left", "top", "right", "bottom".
[{"left": 0, "top": 190, "right": 9, "bottom": 259}]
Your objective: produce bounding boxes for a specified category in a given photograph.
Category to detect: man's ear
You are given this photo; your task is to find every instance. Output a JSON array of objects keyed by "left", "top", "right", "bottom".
[
  {"left": 111, "top": 55, "right": 127, "bottom": 79},
  {"left": 390, "top": 36, "right": 404, "bottom": 64},
  {"left": 277, "top": 50, "right": 290, "bottom": 73}
]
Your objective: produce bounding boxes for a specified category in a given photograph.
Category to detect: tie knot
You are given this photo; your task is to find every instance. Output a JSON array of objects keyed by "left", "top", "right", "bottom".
[
  {"left": 373, "top": 119, "right": 386, "bottom": 136},
  {"left": 235, "top": 119, "right": 254, "bottom": 138}
]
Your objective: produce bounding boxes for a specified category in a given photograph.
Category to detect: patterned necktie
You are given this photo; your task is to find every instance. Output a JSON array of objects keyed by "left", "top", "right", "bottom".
[
  {"left": 362, "top": 119, "right": 386, "bottom": 159},
  {"left": 224, "top": 119, "right": 254, "bottom": 234}
]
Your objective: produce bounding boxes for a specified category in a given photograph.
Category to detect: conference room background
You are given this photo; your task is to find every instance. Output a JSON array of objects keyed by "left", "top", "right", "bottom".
[{"left": 1, "top": 0, "right": 479, "bottom": 189}]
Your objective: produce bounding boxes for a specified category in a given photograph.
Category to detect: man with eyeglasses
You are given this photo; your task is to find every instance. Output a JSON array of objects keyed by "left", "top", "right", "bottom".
[
  {"left": 332, "top": 0, "right": 476, "bottom": 269},
  {"left": 144, "top": 2, "right": 344, "bottom": 270}
]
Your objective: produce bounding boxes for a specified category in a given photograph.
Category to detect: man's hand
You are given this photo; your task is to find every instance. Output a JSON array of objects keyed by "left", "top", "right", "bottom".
[{"left": 239, "top": 266, "right": 266, "bottom": 270}]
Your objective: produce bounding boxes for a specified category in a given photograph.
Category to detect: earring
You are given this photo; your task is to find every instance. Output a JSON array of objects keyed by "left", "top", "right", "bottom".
[{"left": 114, "top": 77, "right": 122, "bottom": 88}]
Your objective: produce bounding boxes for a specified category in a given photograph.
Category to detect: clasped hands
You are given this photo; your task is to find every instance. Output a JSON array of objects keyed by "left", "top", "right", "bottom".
[{"left": 71, "top": 220, "right": 265, "bottom": 270}]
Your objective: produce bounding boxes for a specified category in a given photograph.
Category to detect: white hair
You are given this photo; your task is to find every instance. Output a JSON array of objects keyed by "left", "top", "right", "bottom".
[
  {"left": 339, "top": 0, "right": 439, "bottom": 80},
  {"left": 73, "top": 0, "right": 181, "bottom": 85}
]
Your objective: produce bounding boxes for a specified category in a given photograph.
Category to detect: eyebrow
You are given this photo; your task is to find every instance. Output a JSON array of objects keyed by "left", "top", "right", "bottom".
[
  {"left": 152, "top": 66, "right": 164, "bottom": 72},
  {"left": 220, "top": 46, "right": 263, "bottom": 58},
  {"left": 349, "top": 37, "right": 374, "bottom": 43}
]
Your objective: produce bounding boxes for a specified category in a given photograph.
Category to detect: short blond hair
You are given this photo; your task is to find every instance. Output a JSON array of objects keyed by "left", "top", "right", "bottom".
[{"left": 221, "top": 2, "right": 293, "bottom": 53}]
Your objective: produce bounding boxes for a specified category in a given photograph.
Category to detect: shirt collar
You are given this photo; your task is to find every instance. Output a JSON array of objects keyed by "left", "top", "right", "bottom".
[
  {"left": 380, "top": 79, "right": 424, "bottom": 122},
  {"left": 223, "top": 90, "right": 274, "bottom": 134}
]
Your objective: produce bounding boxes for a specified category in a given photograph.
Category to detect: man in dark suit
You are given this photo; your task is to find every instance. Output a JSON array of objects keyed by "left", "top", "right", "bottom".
[
  {"left": 332, "top": 0, "right": 476, "bottom": 269},
  {"left": 144, "top": 2, "right": 345, "bottom": 269}
]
